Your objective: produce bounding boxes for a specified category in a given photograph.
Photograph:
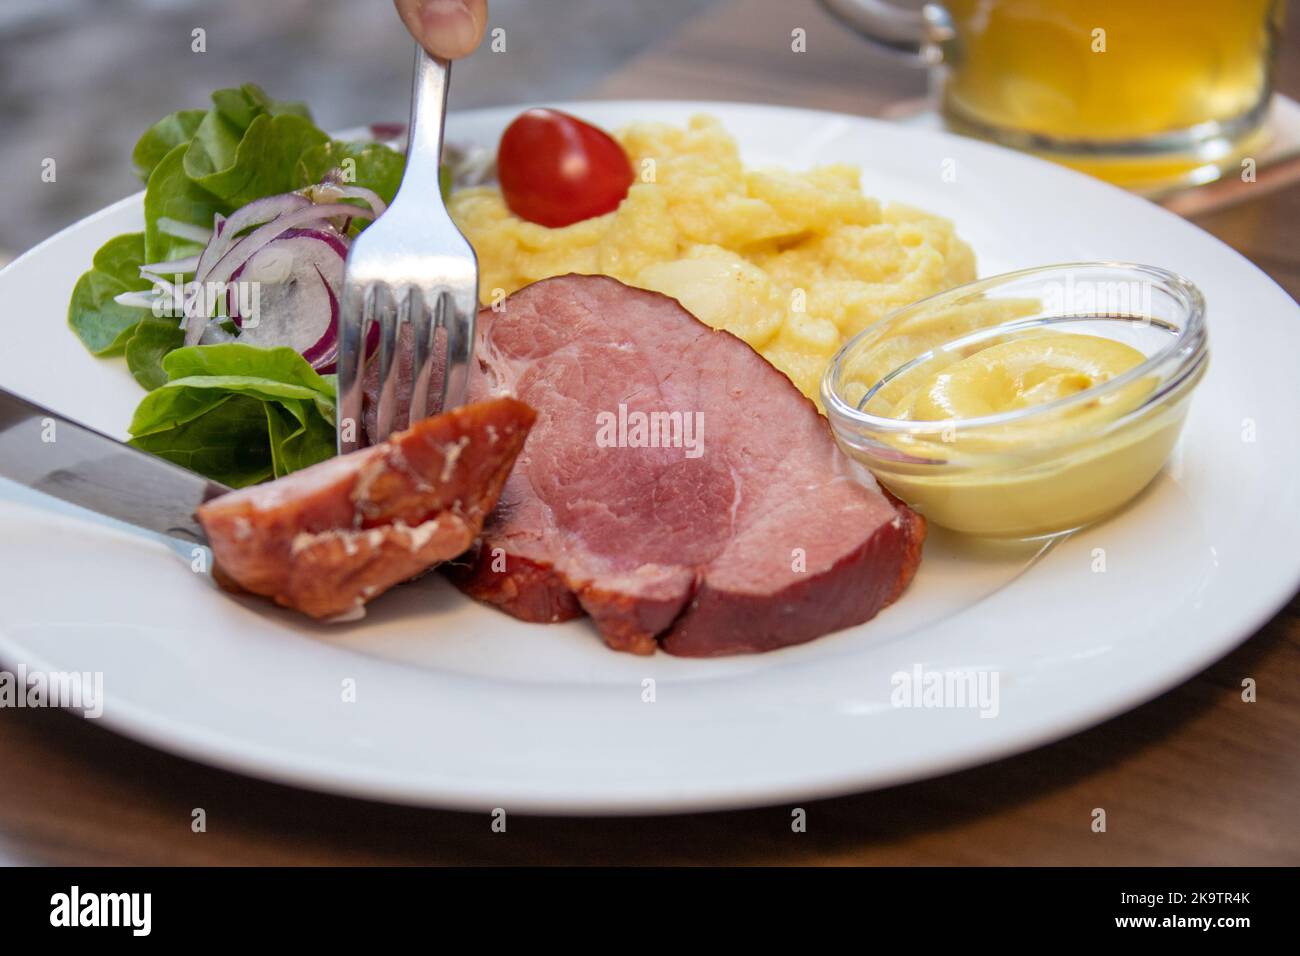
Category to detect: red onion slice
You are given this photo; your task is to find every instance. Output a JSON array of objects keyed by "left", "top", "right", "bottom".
[
  {"left": 225, "top": 228, "right": 346, "bottom": 368},
  {"left": 302, "top": 267, "right": 340, "bottom": 371},
  {"left": 191, "top": 193, "right": 313, "bottom": 294},
  {"left": 183, "top": 201, "right": 371, "bottom": 346},
  {"left": 202, "top": 202, "right": 370, "bottom": 288},
  {"left": 306, "top": 183, "right": 388, "bottom": 220}
]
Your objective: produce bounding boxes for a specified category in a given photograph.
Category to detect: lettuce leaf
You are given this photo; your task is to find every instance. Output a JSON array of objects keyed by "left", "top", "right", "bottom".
[
  {"left": 186, "top": 112, "right": 329, "bottom": 209},
  {"left": 132, "top": 109, "right": 206, "bottom": 183},
  {"left": 295, "top": 139, "right": 406, "bottom": 207},
  {"left": 127, "top": 344, "right": 336, "bottom": 487},
  {"left": 67, "top": 233, "right": 154, "bottom": 356},
  {"left": 124, "top": 317, "right": 187, "bottom": 390},
  {"left": 134, "top": 85, "right": 320, "bottom": 260},
  {"left": 266, "top": 398, "right": 339, "bottom": 477},
  {"left": 143, "top": 143, "right": 227, "bottom": 263},
  {"left": 183, "top": 84, "right": 327, "bottom": 208},
  {"left": 184, "top": 84, "right": 310, "bottom": 179},
  {"left": 130, "top": 394, "right": 277, "bottom": 488}
]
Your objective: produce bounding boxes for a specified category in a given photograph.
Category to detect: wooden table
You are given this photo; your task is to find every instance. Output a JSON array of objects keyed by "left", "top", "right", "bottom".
[{"left": 2, "top": 0, "right": 1297, "bottom": 865}]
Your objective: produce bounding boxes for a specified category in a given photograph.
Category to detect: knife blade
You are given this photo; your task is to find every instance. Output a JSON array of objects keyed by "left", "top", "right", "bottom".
[{"left": 0, "top": 386, "right": 229, "bottom": 544}]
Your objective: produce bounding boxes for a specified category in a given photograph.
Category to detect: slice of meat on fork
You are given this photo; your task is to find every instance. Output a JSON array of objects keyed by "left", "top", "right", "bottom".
[{"left": 198, "top": 396, "right": 535, "bottom": 620}]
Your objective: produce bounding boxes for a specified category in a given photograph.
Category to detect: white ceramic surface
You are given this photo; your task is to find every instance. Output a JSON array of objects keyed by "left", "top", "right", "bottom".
[{"left": 0, "top": 101, "right": 1297, "bottom": 814}]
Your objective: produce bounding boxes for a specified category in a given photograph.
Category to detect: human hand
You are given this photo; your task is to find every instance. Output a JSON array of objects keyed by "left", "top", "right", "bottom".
[{"left": 393, "top": 0, "right": 489, "bottom": 59}]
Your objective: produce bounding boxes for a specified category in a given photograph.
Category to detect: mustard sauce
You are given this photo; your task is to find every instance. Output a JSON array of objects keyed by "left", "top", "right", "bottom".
[{"left": 868, "top": 332, "right": 1185, "bottom": 537}]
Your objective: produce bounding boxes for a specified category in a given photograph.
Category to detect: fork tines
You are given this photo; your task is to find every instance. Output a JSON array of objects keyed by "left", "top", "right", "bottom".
[{"left": 336, "top": 280, "right": 476, "bottom": 454}]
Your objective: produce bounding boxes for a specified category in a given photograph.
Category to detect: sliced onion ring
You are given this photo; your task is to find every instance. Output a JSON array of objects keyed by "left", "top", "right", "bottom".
[
  {"left": 184, "top": 202, "right": 371, "bottom": 345},
  {"left": 224, "top": 227, "right": 346, "bottom": 369},
  {"left": 191, "top": 193, "right": 313, "bottom": 294},
  {"left": 305, "top": 182, "right": 387, "bottom": 220}
]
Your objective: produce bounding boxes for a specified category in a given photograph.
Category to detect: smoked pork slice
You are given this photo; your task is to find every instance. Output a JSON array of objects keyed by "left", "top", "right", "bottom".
[
  {"left": 198, "top": 397, "right": 535, "bottom": 619},
  {"left": 372, "top": 274, "right": 924, "bottom": 656}
]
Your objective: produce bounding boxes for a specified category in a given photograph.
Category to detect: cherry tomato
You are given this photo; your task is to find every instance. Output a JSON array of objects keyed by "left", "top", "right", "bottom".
[{"left": 497, "top": 109, "right": 634, "bottom": 227}]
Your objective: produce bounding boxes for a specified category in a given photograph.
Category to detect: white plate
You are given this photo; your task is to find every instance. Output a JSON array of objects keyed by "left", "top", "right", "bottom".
[{"left": 1, "top": 101, "right": 1298, "bottom": 814}]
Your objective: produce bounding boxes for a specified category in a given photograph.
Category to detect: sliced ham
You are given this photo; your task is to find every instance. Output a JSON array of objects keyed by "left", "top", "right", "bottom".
[
  {"left": 198, "top": 397, "right": 535, "bottom": 619},
  {"left": 367, "top": 274, "right": 925, "bottom": 656}
]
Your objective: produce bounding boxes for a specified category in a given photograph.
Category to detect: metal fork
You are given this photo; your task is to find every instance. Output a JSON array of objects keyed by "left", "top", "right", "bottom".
[{"left": 336, "top": 45, "right": 479, "bottom": 454}]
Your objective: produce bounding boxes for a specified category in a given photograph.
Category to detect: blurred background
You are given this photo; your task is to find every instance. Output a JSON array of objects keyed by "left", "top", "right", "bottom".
[
  {"left": 6, "top": 0, "right": 1295, "bottom": 259},
  {"left": 0, "top": 0, "right": 717, "bottom": 257}
]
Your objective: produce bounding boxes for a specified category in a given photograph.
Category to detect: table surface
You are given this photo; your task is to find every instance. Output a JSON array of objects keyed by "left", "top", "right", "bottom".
[{"left": 2, "top": 0, "right": 1297, "bottom": 866}]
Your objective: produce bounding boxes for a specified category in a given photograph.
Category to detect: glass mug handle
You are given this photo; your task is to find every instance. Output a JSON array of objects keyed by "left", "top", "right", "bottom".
[{"left": 817, "top": 0, "right": 955, "bottom": 65}]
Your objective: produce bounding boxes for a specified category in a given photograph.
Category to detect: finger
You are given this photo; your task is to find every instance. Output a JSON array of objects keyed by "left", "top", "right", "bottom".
[{"left": 393, "top": 0, "right": 489, "bottom": 60}]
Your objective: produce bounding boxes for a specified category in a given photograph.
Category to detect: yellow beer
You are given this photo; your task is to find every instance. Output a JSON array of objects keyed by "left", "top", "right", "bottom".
[{"left": 818, "top": 0, "right": 1282, "bottom": 189}]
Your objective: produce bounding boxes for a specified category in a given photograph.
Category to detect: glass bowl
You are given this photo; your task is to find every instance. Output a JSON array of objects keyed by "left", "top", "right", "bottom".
[{"left": 821, "top": 262, "right": 1209, "bottom": 538}]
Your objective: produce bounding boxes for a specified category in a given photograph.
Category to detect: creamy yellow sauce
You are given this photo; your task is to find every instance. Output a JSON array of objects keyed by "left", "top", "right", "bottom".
[
  {"left": 887, "top": 333, "right": 1147, "bottom": 421},
  {"left": 866, "top": 331, "right": 1184, "bottom": 538}
]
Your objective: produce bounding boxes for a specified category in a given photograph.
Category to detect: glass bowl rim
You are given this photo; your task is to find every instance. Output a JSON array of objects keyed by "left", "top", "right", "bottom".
[{"left": 821, "top": 260, "right": 1208, "bottom": 436}]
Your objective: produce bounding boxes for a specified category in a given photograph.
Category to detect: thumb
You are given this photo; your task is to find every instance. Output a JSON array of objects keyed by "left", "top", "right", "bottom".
[{"left": 394, "top": 0, "right": 489, "bottom": 59}]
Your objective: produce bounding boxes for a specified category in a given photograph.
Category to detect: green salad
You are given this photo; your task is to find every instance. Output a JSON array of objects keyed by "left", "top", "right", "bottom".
[{"left": 69, "top": 83, "right": 413, "bottom": 487}]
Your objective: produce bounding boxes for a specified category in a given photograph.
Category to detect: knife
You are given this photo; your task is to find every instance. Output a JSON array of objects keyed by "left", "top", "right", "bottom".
[{"left": 0, "top": 386, "right": 229, "bottom": 544}]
